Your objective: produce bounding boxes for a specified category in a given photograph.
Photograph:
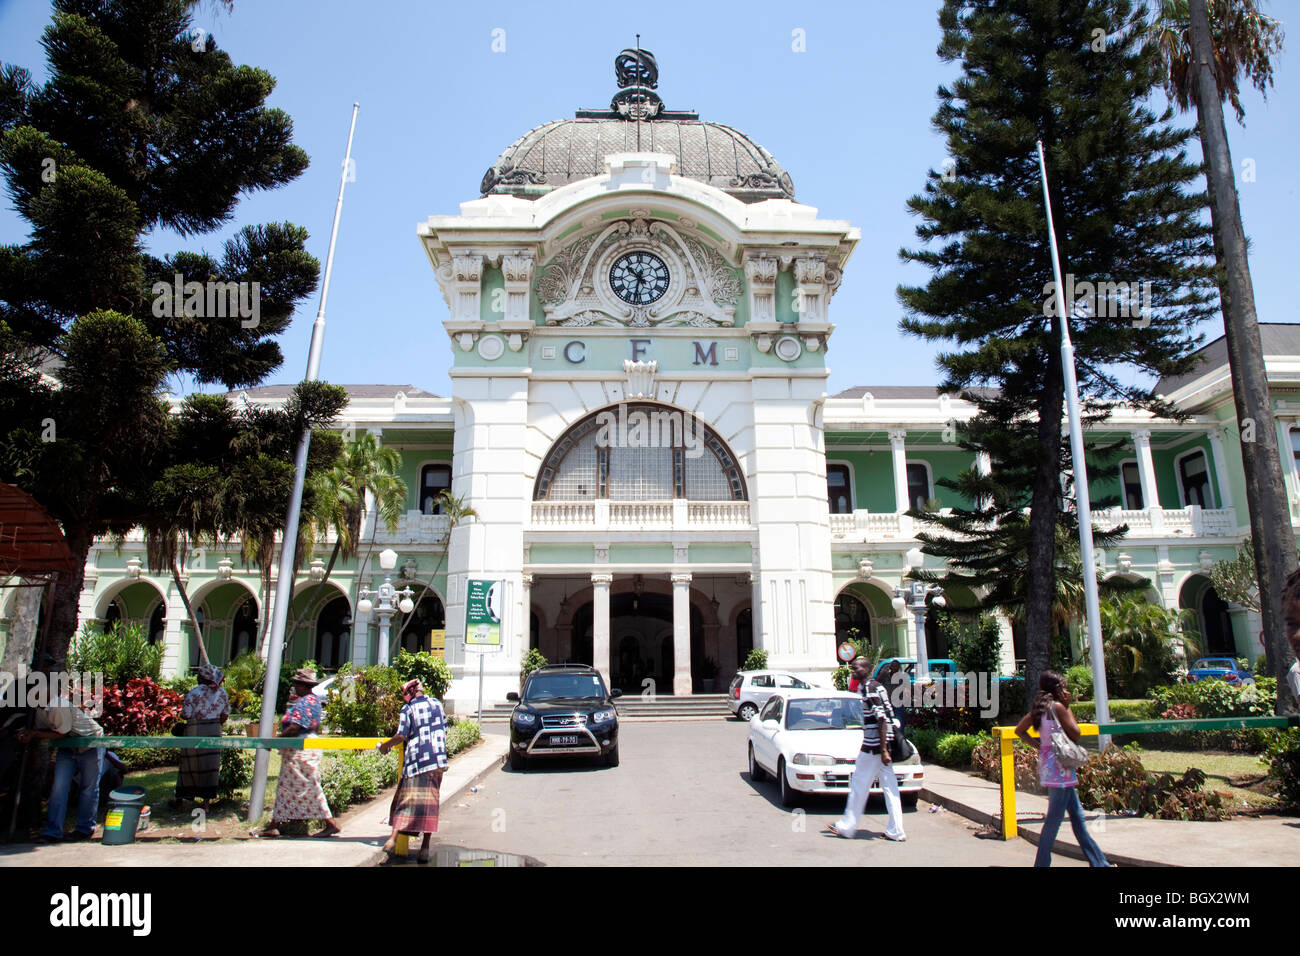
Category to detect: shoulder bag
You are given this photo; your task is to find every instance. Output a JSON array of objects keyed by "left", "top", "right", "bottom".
[{"left": 1048, "top": 704, "right": 1089, "bottom": 769}]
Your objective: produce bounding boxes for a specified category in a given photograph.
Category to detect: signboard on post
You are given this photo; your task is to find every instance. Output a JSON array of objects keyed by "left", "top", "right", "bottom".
[
  {"left": 429, "top": 629, "right": 446, "bottom": 658},
  {"left": 464, "top": 579, "right": 503, "bottom": 648}
]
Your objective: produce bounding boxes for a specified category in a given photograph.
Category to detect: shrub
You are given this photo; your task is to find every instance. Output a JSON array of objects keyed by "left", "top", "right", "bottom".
[
  {"left": 831, "top": 665, "right": 850, "bottom": 691},
  {"left": 218, "top": 746, "right": 253, "bottom": 798},
  {"left": 742, "top": 649, "right": 768, "bottom": 671},
  {"left": 319, "top": 750, "right": 400, "bottom": 813},
  {"left": 971, "top": 737, "right": 1043, "bottom": 793},
  {"left": 934, "top": 733, "right": 987, "bottom": 768},
  {"left": 520, "top": 648, "right": 547, "bottom": 684},
  {"left": 904, "top": 705, "right": 986, "bottom": 735},
  {"left": 1149, "top": 678, "right": 1275, "bottom": 719},
  {"left": 226, "top": 687, "right": 256, "bottom": 716},
  {"left": 943, "top": 613, "right": 1003, "bottom": 675},
  {"left": 1264, "top": 729, "right": 1300, "bottom": 810},
  {"left": 68, "top": 621, "right": 163, "bottom": 685},
  {"left": 162, "top": 674, "right": 198, "bottom": 696},
  {"left": 1254, "top": 655, "right": 1268, "bottom": 676},
  {"left": 1070, "top": 699, "right": 1156, "bottom": 722},
  {"left": 1065, "top": 665, "right": 1093, "bottom": 701},
  {"left": 1099, "top": 597, "right": 1188, "bottom": 698},
  {"left": 447, "top": 719, "right": 482, "bottom": 757},
  {"left": 1075, "top": 744, "right": 1151, "bottom": 813},
  {"left": 117, "top": 747, "right": 180, "bottom": 771},
  {"left": 224, "top": 652, "right": 266, "bottom": 694},
  {"left": 98, "top": 678, "right": 184, "bottom": 735},
  {"left": 393, "top": 650, "right": 454, "bottom": 701},
  {"left": 907, "top": 728, "right": 943, "bottom": 761},
  {"left": 322, "top": 664, "right": 403, "bottom": 737},
  {"left": 1159, "top": 704, "right": 1198, "bottom": 720}
]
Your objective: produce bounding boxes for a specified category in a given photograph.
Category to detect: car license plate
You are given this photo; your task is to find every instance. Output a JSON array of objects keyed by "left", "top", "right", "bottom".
[{"left": 551, "top": 735, "right": 579, "bottom": 746}]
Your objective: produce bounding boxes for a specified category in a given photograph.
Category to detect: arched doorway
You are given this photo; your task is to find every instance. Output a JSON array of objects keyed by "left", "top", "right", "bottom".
[
  {"left": 315, "top": 596, "right": 352, "bottom": 671},
  {"left": 735, "top": 607, "right": 753, "bottom": 666},
  {"left": 399, "top": 595, "right": 445, "bottom": 656},
  {"left": 230, "top": 597, "right": 258, "bottom": 659},
  {"left": 834, "top": 591, "right": 872, "bottom": 646},
  {"left": 1180, "top": 574, "right": 1236, "bottom": 656}
]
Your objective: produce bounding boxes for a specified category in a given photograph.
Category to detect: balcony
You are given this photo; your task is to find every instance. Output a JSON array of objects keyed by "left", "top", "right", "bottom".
[{"left": 530, "top": 499, "right": 752, "bottom": 531}]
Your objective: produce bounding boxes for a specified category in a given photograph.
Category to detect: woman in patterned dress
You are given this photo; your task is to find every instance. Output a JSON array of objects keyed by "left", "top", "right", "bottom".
[
  {"left": 378, "top": 679, "right": 448, "bottom": 863},
  {"left": 259, "top": 669, "right": 341, "bottom": 838},
  {"left": 172, "top": 664, "right": 230, "bottom": 807}
]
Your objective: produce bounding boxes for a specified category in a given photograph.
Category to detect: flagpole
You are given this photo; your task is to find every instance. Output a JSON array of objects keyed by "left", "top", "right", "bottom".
[
  {"left": 1037, "top": 140, "right": 1111, "bottom": 746},
  {"left": 249, "top": 102, "right": 360, "bottom": 822}
]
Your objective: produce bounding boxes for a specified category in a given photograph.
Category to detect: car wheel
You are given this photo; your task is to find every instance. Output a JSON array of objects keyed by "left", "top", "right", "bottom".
[
  {"left": 604, "top": 745, "right": 620, "bottom": 768},
  {"left": 748, "top": 743, "right": 767, "bottom": 782},
  {"left": 508, "top": 749, "right": 528, "bottom": 772},
  {"left": 738, "top": 703, "right": 758, "bottom": 721},
  {"left": 778, "top": 757, "right": 801, "bottom": 808},
  {"left": 902, "top": 791, "right": 919, "bottom": 808}
]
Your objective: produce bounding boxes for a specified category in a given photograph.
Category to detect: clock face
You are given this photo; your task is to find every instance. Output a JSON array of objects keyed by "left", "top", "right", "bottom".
[{"left": 609, "top": 252, "right": 670, "bottom": 305}]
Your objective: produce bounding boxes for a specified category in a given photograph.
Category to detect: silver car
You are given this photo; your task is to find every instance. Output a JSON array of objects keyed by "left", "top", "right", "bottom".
[{"left": 728, "top": 670, "right": 816, "bottom": 721}]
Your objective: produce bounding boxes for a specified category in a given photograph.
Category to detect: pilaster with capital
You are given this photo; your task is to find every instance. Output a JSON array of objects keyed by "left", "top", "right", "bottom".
[
  {"left": 591, "top": 572, "right": 612, "bottom": 689},
  {"left": 890, "top": 429, "right": 909, "bottom": 513},
  {"left": 671, "top": 572, "right": 693, "bottom": 696}
]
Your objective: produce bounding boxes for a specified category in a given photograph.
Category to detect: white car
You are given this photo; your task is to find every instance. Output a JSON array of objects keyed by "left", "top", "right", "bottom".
[
  {"left": 746, "top": 689, "right": 924, "bottom": 808},
  {"left": 727, "top": 670, "right": 818, "bottom": 721}
]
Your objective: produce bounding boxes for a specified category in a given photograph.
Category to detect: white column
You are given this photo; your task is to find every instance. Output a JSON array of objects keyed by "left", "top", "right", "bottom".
[
  {"left": 671, "top": 572, "right": 693, "bottom": 696},
  {"left": 591, "top": 572, "right": 612, "bottom": 690},
  {"left": 1132, "top": 429, "right": 1160, "bottom": 510},
  {"left": 520, "top": 573, "right": 533, "bottom": 655},
  {"left": 749, "top": 571, "right": 764, "bottom": 659},
  {"left": 890, "top": 429, "right": 909, "bottom": 513},
  {"left": 1205, "top": 429, "right": 1234, "bottom": 511}
]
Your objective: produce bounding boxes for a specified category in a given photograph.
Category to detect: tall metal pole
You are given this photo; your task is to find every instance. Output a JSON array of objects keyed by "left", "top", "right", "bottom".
[
  {"left": 1037, "top": 140, "right": 1111, "bottom": 745},
  {"left": 249, "top": 103, "right": 360, "bottom": 822}
]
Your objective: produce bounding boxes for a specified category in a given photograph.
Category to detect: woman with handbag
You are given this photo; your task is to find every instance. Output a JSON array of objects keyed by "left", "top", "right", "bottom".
[{"left": 1015, "top": 670, "right": 1109, "bottom": 867}]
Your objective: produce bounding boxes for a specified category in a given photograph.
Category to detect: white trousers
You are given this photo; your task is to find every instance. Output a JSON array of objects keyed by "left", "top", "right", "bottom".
[{"left": 835, "top": 749, "right": 905, "bottom": 840}]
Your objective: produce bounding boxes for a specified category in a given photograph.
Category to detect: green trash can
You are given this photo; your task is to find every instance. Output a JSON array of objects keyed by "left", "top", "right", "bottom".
[{"left": 102, "top": 785, "right": 147, "bottom": 846}]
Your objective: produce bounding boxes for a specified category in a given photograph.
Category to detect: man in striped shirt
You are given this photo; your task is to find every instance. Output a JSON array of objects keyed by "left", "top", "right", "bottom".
[{"left": 824, "top": 657, "right": 907, "bottom": 842}]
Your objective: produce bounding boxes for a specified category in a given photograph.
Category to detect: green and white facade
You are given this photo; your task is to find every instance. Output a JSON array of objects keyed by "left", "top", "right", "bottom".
[{"left": 12, "top": 54, "right": 1298, "bottom": 712}]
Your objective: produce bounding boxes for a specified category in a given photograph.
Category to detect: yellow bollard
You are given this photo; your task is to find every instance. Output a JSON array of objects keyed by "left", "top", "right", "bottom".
[
  {"left": 395, "top": 742, "right": 409, "bottom": 858},
  {"left": 998, "top": 729, "right": 1017, "bottom": 840}
]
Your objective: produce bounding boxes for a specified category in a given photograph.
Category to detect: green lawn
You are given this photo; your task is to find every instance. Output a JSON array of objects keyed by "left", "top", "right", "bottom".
[{"left": 1135, "top": 749, "right": 1277, "bottom": 811}]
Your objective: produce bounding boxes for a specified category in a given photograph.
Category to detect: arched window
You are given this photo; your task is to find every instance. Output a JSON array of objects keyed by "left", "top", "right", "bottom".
[
  {"left": 315, "top": 596, "right": 352, "bottom": 671},
  {"left": 148, "top": 603, "right": 166, "bottom": 646},
  {"left": 420, "top": 464, "right": 452, "bottom": 515},
  {"left": 535, "top": 403, "right": 747, "bottom": 501}
]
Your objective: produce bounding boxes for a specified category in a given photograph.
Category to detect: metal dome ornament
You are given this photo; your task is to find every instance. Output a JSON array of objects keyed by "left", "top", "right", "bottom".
[{"left": 611, "top": 45, "right": 662, "bottom": 120}]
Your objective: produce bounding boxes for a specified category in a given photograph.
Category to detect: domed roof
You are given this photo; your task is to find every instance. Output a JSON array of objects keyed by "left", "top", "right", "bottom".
[{"left": 480, "top": 49, "right": 795, "bottom": 204}]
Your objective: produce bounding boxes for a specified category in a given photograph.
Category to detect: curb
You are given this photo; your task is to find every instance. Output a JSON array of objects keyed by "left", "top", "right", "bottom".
[{"left": 920, "top": 784, "right": 1167, "bottom": 867}]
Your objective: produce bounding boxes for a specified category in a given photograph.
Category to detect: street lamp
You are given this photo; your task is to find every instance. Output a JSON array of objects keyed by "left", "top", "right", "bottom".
[
  {"left": 894, "top": 548, "right": 943, "bottom": 680},
  {"left": 358, "top": 548, "right": 414, "bottom": 666}
]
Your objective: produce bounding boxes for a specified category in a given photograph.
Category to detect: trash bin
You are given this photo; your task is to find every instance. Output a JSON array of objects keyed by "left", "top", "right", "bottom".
[{"left": 102, "top": 785, "right": 148, "bottom": 845}]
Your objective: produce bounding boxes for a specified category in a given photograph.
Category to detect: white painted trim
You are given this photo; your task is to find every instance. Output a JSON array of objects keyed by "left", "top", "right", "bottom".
[
  {"left": 904, "top": 459, "right": 934, "bottom": 511},
  {"left": 1118, "top": 458, "right": 1144, "bottom": 509}
]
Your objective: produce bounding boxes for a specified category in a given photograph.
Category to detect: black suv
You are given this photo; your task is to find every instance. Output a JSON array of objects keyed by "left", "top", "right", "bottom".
[{"left": 506, "top": 664, "right": 622, "bottom": 770}]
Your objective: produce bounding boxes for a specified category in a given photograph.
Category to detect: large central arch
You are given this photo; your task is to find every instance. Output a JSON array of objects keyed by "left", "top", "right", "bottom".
[{"left": 534, "top": 402, "right": 747, "bottom": 502}]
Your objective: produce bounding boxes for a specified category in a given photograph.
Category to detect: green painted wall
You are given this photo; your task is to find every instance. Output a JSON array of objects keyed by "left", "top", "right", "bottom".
[
  {"left": 479, "top": 266, "right": 504, "bottom": 322},
  {"left": 687, "top": 544, "right": 752, "bottom": 564},
  {"left": 530, "top": 544, "right": 596, "bottom": 565},
  {"left": 1152, "top": 434, "right": 1220, "bottom": 509},
  {"left": 609, "top": 544, "right": 673, "bottom": 564}
]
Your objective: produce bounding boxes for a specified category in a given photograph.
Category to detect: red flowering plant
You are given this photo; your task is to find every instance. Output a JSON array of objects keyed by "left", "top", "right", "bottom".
[
  {"left": 99, "top": 678, "right": 184, "bottom": 735},
  {"left": 1159, "top": 703, "right": 1199, "bottom": 721}
]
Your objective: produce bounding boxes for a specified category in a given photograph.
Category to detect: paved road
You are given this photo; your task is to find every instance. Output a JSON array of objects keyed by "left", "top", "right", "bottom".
[{"left": 435, "top": 721, "right": 1073, "bottom": 866}]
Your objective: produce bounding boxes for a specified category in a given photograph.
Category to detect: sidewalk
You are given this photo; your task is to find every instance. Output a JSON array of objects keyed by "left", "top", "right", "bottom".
[
  {"left": 0, "top": 734, "right": 509, "bottom": 867},
  {"left": 922, "top": 764, "right": 1300, "bottom": 866}
]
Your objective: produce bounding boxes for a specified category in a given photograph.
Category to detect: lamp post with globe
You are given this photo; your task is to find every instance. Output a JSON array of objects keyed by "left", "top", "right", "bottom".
[
  {"left": 892, "top": 548, "right": 944, "bottom": 681},
  {"left": 358, "top": 548, "right": 414, "bottom": 666}
]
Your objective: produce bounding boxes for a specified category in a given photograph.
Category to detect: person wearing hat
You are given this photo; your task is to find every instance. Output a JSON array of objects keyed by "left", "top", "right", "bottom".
[
  {"left": 171, "top": 664, "right": 230, "bottom": 808},
  {"left": 379, "top": 678, "right": 449, "bottom": 862},
  {"left": 259, "top": 668, "right": 340, "bottom": 838}
]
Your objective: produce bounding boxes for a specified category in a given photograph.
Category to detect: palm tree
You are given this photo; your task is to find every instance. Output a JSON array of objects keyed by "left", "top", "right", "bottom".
[
  {"left": 287, "top": 433, "right": 407, "bottom": 646},
  {"left": 1147, "top": 0, "right": 1294, "bottom": 710},
  {"left": 1097, "top": 595, "right": 1201, "bottom": 697},
  {"left": 394, "top": 490, "right": 478, "bottom": 658}
]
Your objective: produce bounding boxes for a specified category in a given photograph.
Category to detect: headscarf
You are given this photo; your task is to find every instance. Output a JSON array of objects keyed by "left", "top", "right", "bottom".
[
  {"left": 402, "top": 679, "right": 424, "bottom": 702},
  {"left": 197, "top": 664, "right": 224, "bottom": 687}
]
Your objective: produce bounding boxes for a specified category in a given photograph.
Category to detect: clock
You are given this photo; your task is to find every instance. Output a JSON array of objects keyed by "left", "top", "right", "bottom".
[{"left": 609, "top": 251, "right": 670, "bottom": 305}]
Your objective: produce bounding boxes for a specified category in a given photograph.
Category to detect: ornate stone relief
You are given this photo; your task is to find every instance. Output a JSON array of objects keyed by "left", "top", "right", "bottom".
[
  {"left": 624, "top": 360, "right": 657, "bottom": 398},
  {"left": 536, "top": 216, "right": 741, "bottom": 328}
]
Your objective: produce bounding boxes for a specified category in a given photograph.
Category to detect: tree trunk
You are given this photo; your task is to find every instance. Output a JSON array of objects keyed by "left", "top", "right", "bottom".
[
  {"left": 36, "top": 523, "right": 91, "bottom": 672},
  {"left": 1024, "top": 346, "right": 1066, "bottom": 704},
  {"left": 170, "top": 562, "right": 210, "bottom": 667},
  {"left": 1189, "top": 0, "right": 1298, "bottom": 713},
  {"left": 0, "top": 579, "right": 44, "bottom": 676}
]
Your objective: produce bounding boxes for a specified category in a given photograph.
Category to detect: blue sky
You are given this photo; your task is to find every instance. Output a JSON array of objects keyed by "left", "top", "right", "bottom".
[{"left": 1, "top": 0, "right": 1296, "bottom": 399}]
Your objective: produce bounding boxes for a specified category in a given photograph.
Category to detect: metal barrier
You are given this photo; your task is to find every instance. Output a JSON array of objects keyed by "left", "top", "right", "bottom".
[
  {"left": 54, "top": 735, "right": 414, "bottom": 856},
  {"left": 992, "top": 715, "right": 1298, "bottom": 839}
]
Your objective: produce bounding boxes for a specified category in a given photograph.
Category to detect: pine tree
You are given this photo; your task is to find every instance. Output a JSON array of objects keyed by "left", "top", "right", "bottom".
[
  {"left": 0, "top": 2, "right": 327, "bottom": 669},
  {"left": 898, "top": 0, "right": 1218, "bottom": 697}
]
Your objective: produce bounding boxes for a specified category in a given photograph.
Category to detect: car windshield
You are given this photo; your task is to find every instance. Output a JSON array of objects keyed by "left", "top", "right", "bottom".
[
  {"left": 783, "top": 698, "right": 863, "bottom": 731},
  {"left": 1196, "top": 659, "right": 1233, "bottom": 669},
  {"left": 525, "top": 673, "right": 605, "bottom": 701}
]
